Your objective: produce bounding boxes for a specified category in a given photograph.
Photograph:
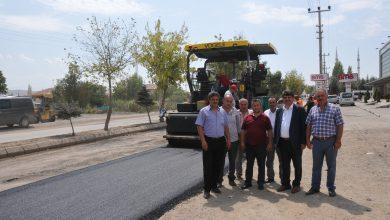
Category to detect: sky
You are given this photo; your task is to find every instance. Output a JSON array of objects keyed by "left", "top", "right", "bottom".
[{"left": 0, "top": 0, "right": 389, "bottom": 91}]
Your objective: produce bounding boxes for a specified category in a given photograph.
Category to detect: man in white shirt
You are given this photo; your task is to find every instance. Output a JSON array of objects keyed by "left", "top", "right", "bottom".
[
  {"left": 236, "top": 98, "right": 252, "bottom": 180},
  {"left": 263, "top": 97, "right": 281, "bottom": 183},
  {"left": 273, "top": 90, "right": 307, "bottom": 194},
  {"left": 219, "top": 94, "right": 241, "bottom": 187}
]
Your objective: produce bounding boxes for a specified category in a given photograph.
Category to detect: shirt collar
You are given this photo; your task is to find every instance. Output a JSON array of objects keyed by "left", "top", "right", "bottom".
[
  {"left": 207, "top": 105, "right": 220, "bottom": 111},
  {"left": 283, "top": 104, "right": 293, "bottom": 111}
]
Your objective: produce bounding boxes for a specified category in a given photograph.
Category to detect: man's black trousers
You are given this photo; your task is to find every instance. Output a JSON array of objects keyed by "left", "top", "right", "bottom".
[
  {"left": 245, "top": 145, "right": 267, "bottom": 186},
  {"left": 278, "top": 139, "right": 302, "bottom": 187},
  {"left": 203, "top": 136, "right": 226, "bottom": 192}
]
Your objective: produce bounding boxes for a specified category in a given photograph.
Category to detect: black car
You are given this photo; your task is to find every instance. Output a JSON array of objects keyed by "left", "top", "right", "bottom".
[{"left": 0, "top": 97, "right": 37, "bottom": 128}]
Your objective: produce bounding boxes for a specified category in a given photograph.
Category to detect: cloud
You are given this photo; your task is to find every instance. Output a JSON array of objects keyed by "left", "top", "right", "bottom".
[
  {"left": 0, "top": 14, "right": 70, "bottom": 32},
  {"left": 338, "top": 0, "right": 382, "bottom": 12},
  {"left": 19, "top": 54, "right": 35, "bottom": 62},
  {"left": 356, "top": 17, "right": 385, "bottom": 39},
  {"left": 240, "top": 2, "right": 343, "bottom": 26},
  {"left": 37, "top": 0, "right": 153, "bottom": 16},
  {"left": 0, "top": 53, "right": 35, "bottom": 62},
  {"left": 44, "top": 57, "right": 63, "bottom": 64}
]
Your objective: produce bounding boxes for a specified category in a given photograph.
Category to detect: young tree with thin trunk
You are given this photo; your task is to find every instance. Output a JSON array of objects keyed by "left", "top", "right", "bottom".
[
  {"left": 54, "top": 102, "right": 81, "bottom": 136},
  {"left": 136, "top": 85, "right": 154, "bottom": 124},
  {"left": 136, "top": 20, "right": 187, "bottom": 121},
  {"left": 69, "top": 16, "right": 137, "bottom": 130}
]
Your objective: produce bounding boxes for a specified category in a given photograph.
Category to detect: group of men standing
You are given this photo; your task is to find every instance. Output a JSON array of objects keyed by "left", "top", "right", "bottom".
[{"left": 196, "top": 89, "right": 344, "bottom": 199}]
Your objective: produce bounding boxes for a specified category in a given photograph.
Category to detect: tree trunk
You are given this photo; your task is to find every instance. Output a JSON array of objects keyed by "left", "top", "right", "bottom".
[
  {"left": 159, "top": 87, "right": 167, "bottom": 122},
  {"left": 104, "top": 75, "right": 113, "bottom": 131},
  {"left": 146, "top": 107, "right": 151, "bottom": 124},
  {"left": 69, "top": 117, "right": 75, "bottom": 136}
]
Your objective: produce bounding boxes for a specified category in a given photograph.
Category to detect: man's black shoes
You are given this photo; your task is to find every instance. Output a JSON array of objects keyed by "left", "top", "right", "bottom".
[
  {"left": 229, "top": 180, "right": 237, "bottom": 186},
  {"left": 266, "top": 178, "right": 275, "bottom": 183},
  {"left": 211, "top": 188, "right": 221, "bottom": 194},
  {"left": 258, "top": 184, "right": 264, "bottom": 190},
  {"left": 305, "top": 188, "right": 320, "bottom": 195},
  {"left": 329, "top": 189, "right": 336, "bottom": 197},
  {"left": 240, "top": 183, "right": 252, "bottom": 190},
  {"left": 203, "top": 191, "right": 211, "bottom": 199}
]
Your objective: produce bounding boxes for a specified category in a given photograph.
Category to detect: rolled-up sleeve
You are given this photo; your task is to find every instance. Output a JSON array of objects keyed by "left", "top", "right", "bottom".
[
  {"left": 195, "top": 109, "right": 205, "bottom": 127},
  {"left": 334, "top": 107, "right": 344, "bottom": 125}
]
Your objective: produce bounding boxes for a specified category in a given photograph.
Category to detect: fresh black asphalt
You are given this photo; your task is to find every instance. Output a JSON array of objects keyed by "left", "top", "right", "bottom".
[{"left": 0, "top": 146, "right": 210, "bottom": 220}]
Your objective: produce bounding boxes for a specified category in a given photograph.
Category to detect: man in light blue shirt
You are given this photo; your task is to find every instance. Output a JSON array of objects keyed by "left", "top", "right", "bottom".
[{"left": 196, "top": 91, "right": 231, "bottom": 199}]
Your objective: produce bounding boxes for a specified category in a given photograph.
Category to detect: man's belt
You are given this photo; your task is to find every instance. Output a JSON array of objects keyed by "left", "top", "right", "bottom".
[
  {"left": 313, "top": 136, "right": 336, "bottom": 141},
  {"left": 280, "top": 137, "right": 290, "bottom": 141},
  {"left": 205, "top": 136, "right": 225, "bottom": 141}
]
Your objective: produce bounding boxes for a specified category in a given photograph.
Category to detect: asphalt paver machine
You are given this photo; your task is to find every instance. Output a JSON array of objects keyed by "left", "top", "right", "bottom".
[{"left": 164, "top": 40, "right": 277, "bottom": 146}]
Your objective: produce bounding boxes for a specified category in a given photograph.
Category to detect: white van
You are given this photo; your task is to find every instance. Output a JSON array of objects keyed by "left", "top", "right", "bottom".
[{"left": 339, "top": 92, "right": 355, "bottom": 106}]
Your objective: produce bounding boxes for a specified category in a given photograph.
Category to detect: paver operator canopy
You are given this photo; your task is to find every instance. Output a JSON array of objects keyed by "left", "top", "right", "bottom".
[{"left": 184, "top": 40, "right": 277, "bottom": 101}]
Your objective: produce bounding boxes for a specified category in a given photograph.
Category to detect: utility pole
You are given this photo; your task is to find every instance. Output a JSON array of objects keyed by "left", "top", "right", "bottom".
[
  {"left": 357, "top": 48, "right": 360, "bottom": 79},
  {"left": 308, "top": 6, "right": 331, "bottom": 75},
  {"left": 322, "top": 53, "right": 330, "bottom": 75}
]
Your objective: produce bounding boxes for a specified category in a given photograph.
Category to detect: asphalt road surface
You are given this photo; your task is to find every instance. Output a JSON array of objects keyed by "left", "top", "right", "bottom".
[
  {"left": 0, "top": 147, "right": 204, "bottom": 219},
  {"left": 0, "top": 112, "right": 158, "bottom": 143}
]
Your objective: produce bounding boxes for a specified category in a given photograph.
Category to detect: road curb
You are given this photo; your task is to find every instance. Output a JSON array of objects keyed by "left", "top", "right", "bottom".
[{"left": 0, "top": 123, "right": 166, "bottom": 159}]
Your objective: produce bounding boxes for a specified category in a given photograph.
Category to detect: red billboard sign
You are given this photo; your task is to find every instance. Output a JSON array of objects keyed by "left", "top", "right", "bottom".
[{"left": 338, "top": 73, "right": 358, "bottom": 82}]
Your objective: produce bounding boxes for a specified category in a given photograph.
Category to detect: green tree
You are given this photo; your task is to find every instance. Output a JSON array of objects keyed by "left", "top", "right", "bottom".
[
  {"left": 54, "top": 102, "right": 81, "bottom": 136},
  {"left": 329, "top": 60, "right": 344, "bottom": 94},
  {"left": 304, "top": 85, "right": 315, "bottom": 94},
  {"left": 113, "top": 72, "right": 143, "bottom": 100},
  {"left": 70, "top": 16, "right": 137, "bottom": 131},
  {"left": 53, "top": 63, "right": 106, "bottom": 108},
  {"left": 267, "top": 70, "right": 283, "bottom": 98},
  {"left": 78, "top": 81, "right": 106, "bottom": 107},
  {"left": 136, "top": 19, "right": 188, "bottom": 120},
  {"left": 0, "top": 70, "right": 8, "bottom": 94},
  {"left": 282, "top": 70, "right": 305, "bottom": 95},
  {"left": 53, "top": 63, "right": 81, "bottom": 103},
  {"left": 136, "top": 85, "right": 154, "bottom": 123}
]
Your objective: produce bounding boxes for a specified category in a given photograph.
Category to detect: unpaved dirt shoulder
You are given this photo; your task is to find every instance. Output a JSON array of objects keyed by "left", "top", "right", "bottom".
[{"left": 161, "top": 106, "right": 390, "bottom": 220}]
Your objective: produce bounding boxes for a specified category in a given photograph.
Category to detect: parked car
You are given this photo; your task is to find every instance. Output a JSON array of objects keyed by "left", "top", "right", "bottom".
[
  {"left": 339, "top": 92, "right": 355, "bottom": 106},
  {"left": 328, "top": 94, "right": 339, "bottom": 104},
  {"left": 0, "top": 97, "right": 37, "bottom": 128}
]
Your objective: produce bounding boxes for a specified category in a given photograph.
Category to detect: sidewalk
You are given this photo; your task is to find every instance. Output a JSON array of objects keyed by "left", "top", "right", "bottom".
[{"left": 0, "top": 122, "right": 166, "bottom": 159}]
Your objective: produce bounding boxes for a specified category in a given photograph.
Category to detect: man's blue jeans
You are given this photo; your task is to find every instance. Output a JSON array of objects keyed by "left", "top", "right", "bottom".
[{"left": 311, "top": 137, "right": 338, "bottom": 191}]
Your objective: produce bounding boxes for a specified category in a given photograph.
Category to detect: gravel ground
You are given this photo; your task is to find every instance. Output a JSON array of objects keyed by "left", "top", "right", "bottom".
[{"left": 161, "top": 104, "right": 390, "bottom": 220}]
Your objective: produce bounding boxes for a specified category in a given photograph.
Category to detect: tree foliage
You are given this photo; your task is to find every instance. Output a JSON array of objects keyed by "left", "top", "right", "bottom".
[
  {"left": 70, "top": 16, "right": 137, "bottom": 130},
  {"left": 54, "top": 102, "right": 81, "bottom": 136},
  {"left": 136, "top": 85, "right": 154, "bottom": 123},
  {"left": 0, "top": 70, "right": 8, "bottom": 94},
  {"left": 329, "top": 60, "right": 345, "bottom": 94},
  {"left": 53, "top": 63, "right": 106, "bottom": 108},
  {"left": 136, "top": 19, "right": 187, "bottom": 111},
  {"left": 113, "top": 72, "right": 143, "bottom": 100},
  {"left": 282, "top": 70, "right": 305, "bottom": 95},
  {"left": 53, "top": 63, "right": 81, "bottom": 103},
  {"left": 266, "top": 70, "right": 283, "bottom": 98}
]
